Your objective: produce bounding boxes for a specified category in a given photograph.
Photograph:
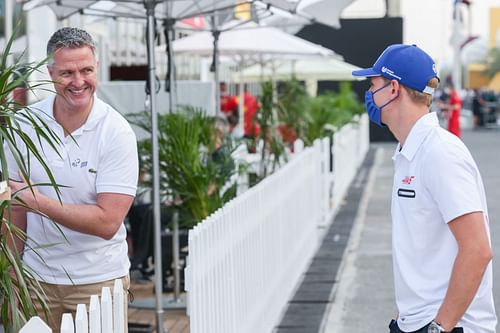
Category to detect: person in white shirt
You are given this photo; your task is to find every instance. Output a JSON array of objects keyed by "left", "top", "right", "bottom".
[
  {"left": 352, "top": 44, "right": 496, "bottom": 333},
  {"left": 7, "top": 27, "right": 138, "bottom": 332}
]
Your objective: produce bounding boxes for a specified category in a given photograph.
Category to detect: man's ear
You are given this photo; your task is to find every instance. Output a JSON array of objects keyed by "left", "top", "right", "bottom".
[
  {"left": 47, "top": 65, "right": 54, "bottom": 78},
  {"left": 391, "top": 80, "right": 400, "bottom": 95}
]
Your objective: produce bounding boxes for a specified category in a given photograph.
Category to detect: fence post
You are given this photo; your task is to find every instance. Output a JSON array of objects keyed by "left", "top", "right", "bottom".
[
  {"left": 113, "top": 279, "right": 125, "bottom": 333},
  {"left": 19, "top": 316, "right": 52, "bottom": 333},
  {"left": 89, "top": 295, "right": 101, "bottom": 333},
  {"left": 60, "top": 313, "right": 74, "bottom": 333},
  {"left": 75, "top": 304, "right": 88, "bottom": 333},
  {"left": 101, "top": 287, "right": 113, "bottom": 333},
  {"left": 293, "top": 139, "right": 304, "bottom": 154}
]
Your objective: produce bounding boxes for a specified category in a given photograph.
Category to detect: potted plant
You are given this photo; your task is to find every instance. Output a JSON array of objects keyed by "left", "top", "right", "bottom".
[
  {"left": 0, "top": 34, "right": 62, "bottom": 331},
  {"left": 299, "top": 82, "right": 364, "bottom": 146},
  {"left": 128, "top": 106, "right": 238, "bottom": 228},
  {"left": 253, "top": 81, "right": 287, "bottom": 180},
  {"left": 276, "top": 78, "right": 308, "bottom": 148}
]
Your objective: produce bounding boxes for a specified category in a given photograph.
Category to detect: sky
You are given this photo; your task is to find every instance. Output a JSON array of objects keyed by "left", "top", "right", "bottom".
[{"left": 341, "top": 0, "right": 499, "bottom": 66}]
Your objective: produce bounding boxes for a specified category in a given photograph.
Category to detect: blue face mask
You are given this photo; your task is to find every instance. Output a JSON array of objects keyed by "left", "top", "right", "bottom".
[{"left": 364, "top": 82, "right": 396, "bottom": 127}]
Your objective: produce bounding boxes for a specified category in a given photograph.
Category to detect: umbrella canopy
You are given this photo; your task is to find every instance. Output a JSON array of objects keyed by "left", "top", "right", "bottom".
[
  {"left": 239, "top": 57, "right": 362, "bottom": 82},
  {"left": 23, "top": 0, "right": 237, "bottom": 20},
  {"left": 172, "top": 19, "right": 335, "bottom": 117},
  {"left": 172, "top": 20, "right": 334, "bottom": 60},
  {"left": 256, "top": 0, "right": 356, "bottom": 29}
]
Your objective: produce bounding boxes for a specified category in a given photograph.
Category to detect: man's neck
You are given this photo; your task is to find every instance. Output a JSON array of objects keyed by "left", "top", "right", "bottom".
[
  {"left": 53, "top": 98, "right": 94, "bottom": 136},
  {"left": 390, "top": 106, "right": 429, "bottom": 147}
]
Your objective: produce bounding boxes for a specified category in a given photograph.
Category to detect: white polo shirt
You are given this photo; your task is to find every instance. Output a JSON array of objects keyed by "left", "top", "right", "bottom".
[
  {"left": 5, "top": 94, "right": 138, "bottom": 285},
  {"left": 391, "top": 112, "right": 496, "bottom": 333}
]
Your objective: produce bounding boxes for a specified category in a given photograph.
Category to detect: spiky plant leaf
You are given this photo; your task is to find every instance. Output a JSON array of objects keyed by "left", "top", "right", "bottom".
[
  {"left": 0, "top": 28, "right": 61, "bottom": 332},
  {"left": 128, "top": 106, "right": 238, "bottom": 228}
]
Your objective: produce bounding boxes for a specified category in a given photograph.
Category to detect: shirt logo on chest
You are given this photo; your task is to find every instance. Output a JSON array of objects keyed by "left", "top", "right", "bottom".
[
  {"left": 402, "top": 176, "right": 415, "bottom": 185},
  {"left": 71, "top": 158, "right": 88, "bottom": 168}
]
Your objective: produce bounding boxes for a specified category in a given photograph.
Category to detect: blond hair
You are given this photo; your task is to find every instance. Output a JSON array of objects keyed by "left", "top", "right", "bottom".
[
  {"left": 403, "top": 78, "right": 439, "bottom": 107},
  {"left": 381, "top": 77, "right": 439, "bottom": 107}
]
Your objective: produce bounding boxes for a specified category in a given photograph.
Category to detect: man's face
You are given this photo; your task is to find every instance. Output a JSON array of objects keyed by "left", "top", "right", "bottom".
[
  {"left": 369, "top": 76, "right": 392, "bottom": 106},
  {"left": 48, "top": 46, "right": 97, "bottom": 112}
]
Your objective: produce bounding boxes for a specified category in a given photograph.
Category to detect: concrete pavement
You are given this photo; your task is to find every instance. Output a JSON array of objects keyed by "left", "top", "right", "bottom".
[{"left": 322, "top": 127, "right": 500, "bottom": 332}]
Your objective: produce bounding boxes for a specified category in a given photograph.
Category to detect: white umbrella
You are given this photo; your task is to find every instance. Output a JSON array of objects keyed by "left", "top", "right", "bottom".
[
  {"left": 23, "top": 0, "right": 236, "bottom": 21},
  {"left": 239, "top": 57, "right": 362, "bottom": 82},
  {"left": 256, "top": 0, "right": 357, "bottom": 29},
  {"left": 238, "top": 57, "right": 362, "bottom": 96},
  {"left": 173, "top": 19, "right": 334, "bottom": 59},
  {"left": 173, "top": 19, "right": 336, "bottom": 130}
]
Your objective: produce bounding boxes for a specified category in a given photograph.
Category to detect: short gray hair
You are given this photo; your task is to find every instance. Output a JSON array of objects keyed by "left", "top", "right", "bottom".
[{"left": 47, "top": 27, "right": 96, "bottom": 66}]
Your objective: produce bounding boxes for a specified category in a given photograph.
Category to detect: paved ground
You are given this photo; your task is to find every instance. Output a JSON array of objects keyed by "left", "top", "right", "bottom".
[
  {"left": 321, "top": 127, "right": 500, "bottom": 332},
  {"left": 275, "top": 150, "right": 376, "bottom": 333}
]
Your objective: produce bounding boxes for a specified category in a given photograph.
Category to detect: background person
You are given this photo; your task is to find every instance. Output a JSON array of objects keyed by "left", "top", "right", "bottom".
[
  {"left": 6, "top": 27, "right": 138, "bottom": 332},
  {"left": 241, "top": 85, "right": 261, "bottom": 138},
  {"left": 352, "top": 44, "right": 496, "bottom": 333},
  {"left": 472, "top": 88, "right": 486, "bottom": 128},
  {"left": 446, "top": 83, "right": 462, "bottom": 137}
]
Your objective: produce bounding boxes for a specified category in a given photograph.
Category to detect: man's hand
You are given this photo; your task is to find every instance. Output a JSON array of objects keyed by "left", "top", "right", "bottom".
[{"left": 8, "top": 173, "right": 41, "bottom": 210}]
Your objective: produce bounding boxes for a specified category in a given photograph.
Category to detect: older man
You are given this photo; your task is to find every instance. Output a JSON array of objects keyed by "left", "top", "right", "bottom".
[{"left": 7, "top": 27, "right": 138, "bottom": 331}]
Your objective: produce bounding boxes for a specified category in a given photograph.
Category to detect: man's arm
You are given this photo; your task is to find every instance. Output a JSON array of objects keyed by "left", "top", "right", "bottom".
[
  {"left": 2, "top": 206, "right": 27, "bottom": 253},
  {"left": 9, "top": 179, "right": 134, "bottom": 240},
  {"left": 434, "top": 211, "right": 493, "bottom": 331}
]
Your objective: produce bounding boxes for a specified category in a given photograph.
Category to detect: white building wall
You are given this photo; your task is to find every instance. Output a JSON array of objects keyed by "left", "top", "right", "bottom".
[{"left": 26, "top": 6, "right": 57, "bottom": 102}]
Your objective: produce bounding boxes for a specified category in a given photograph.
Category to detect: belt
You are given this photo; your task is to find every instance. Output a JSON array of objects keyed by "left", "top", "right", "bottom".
[{"left": 389, "top": 320, "right": 464, "bottom": 333}]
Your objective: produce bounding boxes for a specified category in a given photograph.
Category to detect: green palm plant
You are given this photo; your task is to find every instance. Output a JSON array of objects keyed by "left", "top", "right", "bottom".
[
  {"left": 128, "top": 106, "right": 237, "bottom": 228},
  {"left": 256, "top": 81, "right": 286, "bottom": 179},
  {"left": 0, "top": 33, "right": 62, "bottom": 331},
  {"left": 302, "top": 82, "right": 363, "bottom": 146},
  {"left": 277, "top": 78, "right": 308, "bottom": 141}
]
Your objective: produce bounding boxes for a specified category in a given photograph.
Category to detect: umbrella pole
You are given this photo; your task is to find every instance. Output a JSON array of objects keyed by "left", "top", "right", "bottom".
[
  {"left": 164, "top": 17, "right": 182, "bottom": 304},
  {"left": 145, "top": 1, "right": 164, "bottom": 332},
  {"left": 172, "top": 210, "right": 181, "bottom": 301},
  {"left": 211, "top": 15, "right": 221, "bottom": 115},
  {"left": 165, "top": 18, "right": 176, "bottom": 112},
  {"left": 4, "top": 0, "right": 13, "bottom": 66},
  {"left": 238, "top": 67, "right": 244, "bottom": 135}
]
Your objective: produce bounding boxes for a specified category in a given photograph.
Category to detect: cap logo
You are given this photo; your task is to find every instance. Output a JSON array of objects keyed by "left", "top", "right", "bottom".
[{"left": 381, "top": 66, "right": 402, "bottom": 80}]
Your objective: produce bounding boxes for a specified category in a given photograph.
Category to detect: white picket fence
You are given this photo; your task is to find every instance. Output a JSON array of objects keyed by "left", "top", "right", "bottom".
[
  {"left": 186, "top": 141, "right": 322, "bottom": 333},
  {"left": 20, "top": 279, "right": 125, "bottom": 333},
  {"left": 185, "top": 113, "right": 370, "bottom": 333},
  {"left": 327, "top": 114, "right": 370, "bottom": 223},
  {"left": 19, "top": 115, "right": 369, "bottom": 333}
]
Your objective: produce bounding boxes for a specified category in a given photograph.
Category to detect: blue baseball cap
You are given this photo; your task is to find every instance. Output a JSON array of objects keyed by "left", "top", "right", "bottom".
[{"left": 352, "top": 44, "right": 439, "bottom": 95}]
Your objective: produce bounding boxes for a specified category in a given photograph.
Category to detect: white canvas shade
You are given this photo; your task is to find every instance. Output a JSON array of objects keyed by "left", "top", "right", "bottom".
[
  {"left": 172, "top": 20, "right": 335, "bottom": 59},
  {"left": 257, "top": 0, "right": 356, "bottom": 29},
  {"left": 239, "top": 57, "right": 363, "bottom": 82},
  {"left": 172, "top": 19, "right": 336, "bottom": 127}
]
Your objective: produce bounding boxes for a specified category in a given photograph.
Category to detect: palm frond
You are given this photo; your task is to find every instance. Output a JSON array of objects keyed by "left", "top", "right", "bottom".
[
  {"left": 0, "top": 27, "right": 61, "bottom": 331},
  {"left": 128, "top": 106, "right": 238, "bottom": 228}
]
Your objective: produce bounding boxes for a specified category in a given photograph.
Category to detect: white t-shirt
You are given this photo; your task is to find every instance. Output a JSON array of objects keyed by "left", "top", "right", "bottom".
[
  {"left": 5, "top": 95, "right": 138, "bottom": 284},
  {"left": 391, "top": 112, "right": 496, "bottom": 333}
]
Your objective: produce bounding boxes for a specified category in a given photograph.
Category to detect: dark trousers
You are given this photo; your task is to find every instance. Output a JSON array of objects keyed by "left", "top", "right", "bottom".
[{"left": 389, "top": 319, "right": 464, "bottom": 333}]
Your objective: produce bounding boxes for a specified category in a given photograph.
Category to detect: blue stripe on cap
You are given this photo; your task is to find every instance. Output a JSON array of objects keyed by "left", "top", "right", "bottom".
[{"left": 352, "top": 68, "right": 380, "bottom": 77}]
